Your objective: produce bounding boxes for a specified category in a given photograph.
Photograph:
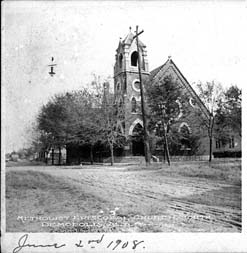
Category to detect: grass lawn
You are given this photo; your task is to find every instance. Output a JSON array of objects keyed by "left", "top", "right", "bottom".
[{"left": 6, "top": 159, "right": 241, "bottom": 232}]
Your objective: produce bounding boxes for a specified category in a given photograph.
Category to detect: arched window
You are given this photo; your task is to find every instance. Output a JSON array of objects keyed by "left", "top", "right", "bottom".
[
  {"left": 117, "top": 82, "right": 121, "bottom": 91},
  {"left": 131, "top": 51, "right": 138, "bottom": 66},
  {"left": 179, "top": 123, "right": 191, "bottom": 154},
  {"left": 131, "top": 97, "right": 137, "bottom": 113},
  {"left": 119, "top": 53, "right": 123, "bottom": 68},
  {"left": 180, "top": 125, "right": 190, "bottom": 135},
  {"left": 179, "top": 123, "right": 191, "bottom": 135}
]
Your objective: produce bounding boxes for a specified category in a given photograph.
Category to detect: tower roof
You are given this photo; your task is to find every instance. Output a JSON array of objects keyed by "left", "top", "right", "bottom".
[{"left": 121, "top": 28, "right": 146, "bottom": 47}]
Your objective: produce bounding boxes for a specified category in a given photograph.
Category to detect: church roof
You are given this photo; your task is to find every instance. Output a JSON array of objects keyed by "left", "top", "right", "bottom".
[
  {"left": 150, "top": 57, "right": 210, "bottom": 119},
  {"left": 149, "top": 59, "right": 169, "bottom": 80}
]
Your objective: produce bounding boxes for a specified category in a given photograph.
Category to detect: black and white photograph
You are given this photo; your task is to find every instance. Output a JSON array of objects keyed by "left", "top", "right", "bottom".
[{"left": 1, "top": 0, "right": 246, "bottom": 252}]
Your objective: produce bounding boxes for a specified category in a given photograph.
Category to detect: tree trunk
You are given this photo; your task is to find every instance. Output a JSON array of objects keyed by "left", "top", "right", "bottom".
[
  {"left": 45, "top": 151, "right": 48, "bottom": 164},
  {"left": 90, "top": 145, "right": 94, "bottom": 165},
  {"left": 163, "top": 142, "right": 166, "bottom": 162},
  {"left": 144, "top": 138, "right": 151, "bottom": 165},
  {"left": 58, "top": 146, "right": 61, "bottom": 165},
  {"left": 110, "top": 142, "right": 114, "bottom": 166},
  {"left": 51, "top": 148, "right": 54, "bottom": 165},
  {"left": 209, "top": 135, "right": 213, "bottom": 162},
  {"left": 208, "top": 115, "right": 214, "bottom": 162},
  {"left": 163, "top": 129, "right": 171, "bottom": 166}
]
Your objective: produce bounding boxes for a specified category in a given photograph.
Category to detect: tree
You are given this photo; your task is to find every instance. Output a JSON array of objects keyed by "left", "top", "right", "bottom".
[
  {"left": 146, "top": 75, "right": 184, "bottom": 165},
  {"left": 37, "top": 75, "right": 126, "bottom": 166},
  {"left": 36, "top": 89, "right": 101, "bottom": 164},
  {"left": 196, "top": 81, "right": 224, "bottom": 162},
  {"left": 96, "top": 82, "right": 126, "bottom": 166},
  {"left": 216, "top": 85, "right": 241, "bottom": 137},
  {"left": 37, "top": 93, "right": 71, "bottom": 164},
  {"left": 66, "top": 89, "right": 103, "bottom": 164},
  {"left": 167, "top": 127, "right": 201, "bottom": 156}
]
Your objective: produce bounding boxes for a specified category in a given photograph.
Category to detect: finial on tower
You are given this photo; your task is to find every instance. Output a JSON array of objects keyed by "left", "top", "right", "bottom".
[
  {"left": 129, "top": 26, "right": 132, "bottom": 32},
  {"left": 168, "top": 55, "right": 172, "bottom": 60}
]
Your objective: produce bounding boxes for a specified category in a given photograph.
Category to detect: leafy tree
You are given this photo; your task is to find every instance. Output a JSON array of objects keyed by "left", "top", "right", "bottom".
[
  {"left": 146, "top": 76, "right": 184, "bottom": 165},
  {"left": 36, "top": 76, "right": 126, "bottom": 165},
  {"left": 36, "top": 89, "right": 101, "bottom": 164},
  {"left": 167, "top": 127, "right": 201, "bottom": 156},
  {"left": 216, "top": 85, "right": 241, "bottom": 137},
  {"left": 196, "top": 81, "right": 224, "bottom": 161},
  {"left": 65, "top": 89, "right": 103, "bottom": 164}
]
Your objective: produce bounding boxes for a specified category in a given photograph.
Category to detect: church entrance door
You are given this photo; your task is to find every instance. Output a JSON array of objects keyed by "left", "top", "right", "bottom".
[{"left": 132, "top": 123, "right": 145, "bottom": 156}]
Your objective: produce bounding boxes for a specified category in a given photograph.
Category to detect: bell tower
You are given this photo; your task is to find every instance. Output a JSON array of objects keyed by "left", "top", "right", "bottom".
[{"left": 113, "top": 27, "right": 150, "bottom": 155}]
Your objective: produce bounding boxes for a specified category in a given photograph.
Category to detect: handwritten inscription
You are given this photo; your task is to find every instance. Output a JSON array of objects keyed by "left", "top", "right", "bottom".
[
  {"left": 13, "top": 234, "right": 66, "bottom": 253},
  {"left": 12, "top": 234, "right": 145, "bottom": 252},
  {"left": 106, "top": 239, "right": 144, "bottom": 250}
]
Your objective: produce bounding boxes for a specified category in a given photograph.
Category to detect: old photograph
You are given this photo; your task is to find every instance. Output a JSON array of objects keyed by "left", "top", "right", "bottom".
[{"left": 2, "top": 0, "right": 246, "bottom": 252}]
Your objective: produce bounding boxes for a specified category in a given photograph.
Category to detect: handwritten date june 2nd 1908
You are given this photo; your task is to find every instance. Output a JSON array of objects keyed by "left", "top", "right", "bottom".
[{"left": 13, "top": 234, "right": 145, "bottom": 253}]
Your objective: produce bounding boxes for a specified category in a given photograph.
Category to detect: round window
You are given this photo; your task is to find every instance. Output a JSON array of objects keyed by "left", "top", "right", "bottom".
[
  {"left": 134, "top": 81, "right": 140, "bottom": 90},
  {"left": 189, "top": 98, "right": 196, "bottom": 107},
  {"left": 132, "top": 79, "right": 140, "bottom": 92}
]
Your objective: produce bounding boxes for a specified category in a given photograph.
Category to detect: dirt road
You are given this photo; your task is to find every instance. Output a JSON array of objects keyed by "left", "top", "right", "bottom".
[{"left": 6, "top": 160, "right": 241, "bottom": 232}]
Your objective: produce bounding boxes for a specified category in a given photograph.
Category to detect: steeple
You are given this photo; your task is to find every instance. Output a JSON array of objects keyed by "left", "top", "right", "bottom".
[
  {"left": 113, "top": 28, "right": 150, "bottom": 140},
  {"left": 114, "top": 27, "right": 149, "bottom": 75}
]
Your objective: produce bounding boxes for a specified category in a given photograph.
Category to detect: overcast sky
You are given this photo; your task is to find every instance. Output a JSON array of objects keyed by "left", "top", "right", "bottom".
[{"left": 3, "top": 1, "right": 247, "bottom": 153}]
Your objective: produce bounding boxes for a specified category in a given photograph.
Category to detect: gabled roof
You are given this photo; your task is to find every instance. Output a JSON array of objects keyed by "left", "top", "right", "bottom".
[
  {"left": 149, "top": 59, "right": 169, "bottom": 80},
  {"left": 150, "top": 58, "right": 210, "bottom": 119}
]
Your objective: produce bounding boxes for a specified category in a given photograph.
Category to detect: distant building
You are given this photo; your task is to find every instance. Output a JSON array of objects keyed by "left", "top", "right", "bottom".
[{"left": 214, "top": 131, "right": 241, "bottom": 158}]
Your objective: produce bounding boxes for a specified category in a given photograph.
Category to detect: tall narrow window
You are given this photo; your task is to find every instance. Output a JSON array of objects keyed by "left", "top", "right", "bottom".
[
  {"left": 229, "top": 136, "right": 235, "bottom": 148},
  {"left": 216, "top": 139, "right": 221, "bottom": 149},
  {"left": 142, "top": 57, "right": 145, "bottom": 70},
  {"left": 119, "top": 54, "right": 123, "bottom": 68},
  {"left": 123, "top": 82, "right": 127, "bottom": 92},
  {"left": 131, "top": 97, "right": 137, "bottom": 113},
  {"left": 131, "top": 51, "right": 138, "bottom": 66},
  {"left": 117, "top": 82, "right": 121, "bottom": 91}
]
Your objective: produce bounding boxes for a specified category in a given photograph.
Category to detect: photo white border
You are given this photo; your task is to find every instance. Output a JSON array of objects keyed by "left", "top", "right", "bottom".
[{"left": 1, "top": 0, "right": 247, "bottom": 252}]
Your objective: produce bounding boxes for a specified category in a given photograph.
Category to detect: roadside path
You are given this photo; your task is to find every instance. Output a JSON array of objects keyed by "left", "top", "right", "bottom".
[{"left": 7, "top": 164, "right": 241, "bottom": 232}]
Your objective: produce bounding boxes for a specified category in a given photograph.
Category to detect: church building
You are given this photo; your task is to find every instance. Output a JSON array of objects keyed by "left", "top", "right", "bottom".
[
  {"left": 43, "top": 28, "right": 241, "bottom": 165},
  {"left": 111, "top": 28, "right": 212, "bottom": 159}
]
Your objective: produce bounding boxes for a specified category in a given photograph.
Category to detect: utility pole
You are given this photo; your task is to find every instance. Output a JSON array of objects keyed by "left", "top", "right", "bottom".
[
  {"left": 163, "top": 122, "right": 171, "bottom": 166},
  {"left": 133, "top": 25, "right": 151, "bottom": 165}
]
